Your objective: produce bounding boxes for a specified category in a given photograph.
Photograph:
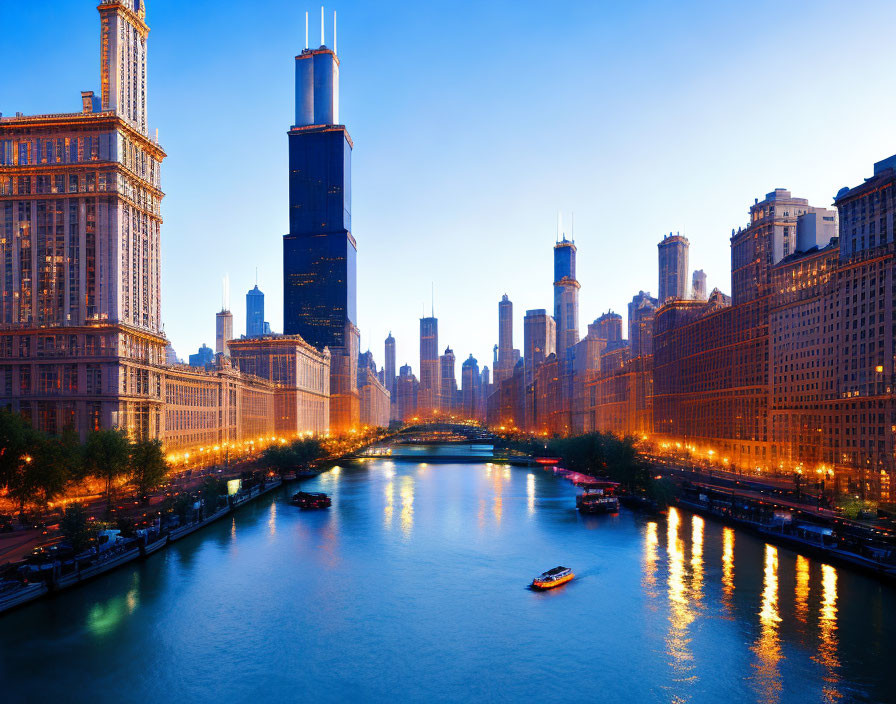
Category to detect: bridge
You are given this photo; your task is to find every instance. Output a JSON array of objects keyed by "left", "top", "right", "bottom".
[{"left": 352, "top": 422, "right": 530, "bottom": 464}]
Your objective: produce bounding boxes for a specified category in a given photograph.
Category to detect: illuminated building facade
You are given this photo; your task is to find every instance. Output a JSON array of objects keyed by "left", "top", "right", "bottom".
[
  {"left": 215, "top": 308, "right": 233, "bottom": 356},
  {"left": 394, "top": 363, "right": 418, "bottom": 422},
  {"left": 0, "top": 0, "right": 166, "bottom": 439},
  {"left": 227, "top": 335, "right": 330, "bottom": 436},
  {"left": 440, "top": 346, "right": 458, "bottom": 414},
  {"left": 494, "top": 294, "right": 517, "bottom": 384},
  {"left": 359, "top": 367, "right": 390, "bottom": 429},
  {"left": 461, "top": 354, "right": 481, "bottom": 420},
  {"left": 523, "top": 309, "right": 555, "bottom": 388}
]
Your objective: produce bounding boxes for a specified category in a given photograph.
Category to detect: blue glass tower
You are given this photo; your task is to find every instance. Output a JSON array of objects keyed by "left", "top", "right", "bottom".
[
  {"left": 283, "top": 44, "right": 356, "bottom": 351},
  {"left": 246, "top": 285, "right": 265, "bottom": 337}
]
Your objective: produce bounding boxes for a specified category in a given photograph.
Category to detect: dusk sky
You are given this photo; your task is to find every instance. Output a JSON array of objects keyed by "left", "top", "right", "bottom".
[{"left": 3, "top": 0, "right": 896, "bottom": 373}]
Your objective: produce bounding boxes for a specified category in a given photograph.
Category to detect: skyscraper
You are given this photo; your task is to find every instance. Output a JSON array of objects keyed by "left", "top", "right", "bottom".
[
  {"left": 440, "top": 346, "right": 458, "bottom": 414},
  {"left": 593, "top": 311, "right": 623, "bottom": 346},
  {"left": 246, "top": 285, "right": 265, "bottom": 337},
  {"left": 554, "top": 236, "right": 580, "bottom": 357},
  {"left": 0, "top": 0, "right": 166, "bottom": 437},
  {"left": 384, "top": 332, "right": 396, "bottom": 395},
  {"left": 657, "top": 233, "right": 690, "bottom": 303},
  {"left": 495, "top": 294, "right": 514, "bottom": 384},
  {"left": 216, "top": 309, "right": 233, "bottom": 356},
  {"left": 523, "top": 309, "right": 556, "bottom": 387},
  {"left": 461, "top": 355, "right": 480, "bottom": 420},
  {"left": 418, "top": 316, "right": 440, "bottom": 416},
  {"left": 691, "top": 270, "right": 707, "bottom": 301},
  {"left": 282, "top": 19, "right": 359, "bottom": 431},
  {"left": 627, "top": 291, "right": 658, "bottom": 345}
]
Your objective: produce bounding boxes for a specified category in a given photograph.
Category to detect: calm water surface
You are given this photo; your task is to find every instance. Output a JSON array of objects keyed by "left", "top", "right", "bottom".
[{"left": 1, "top": 457, "right": 894, "bottom": 703}]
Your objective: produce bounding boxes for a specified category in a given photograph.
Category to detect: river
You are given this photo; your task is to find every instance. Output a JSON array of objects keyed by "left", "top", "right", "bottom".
[{"left": 1, "top": 456, "right": 894, "bottom": 703}]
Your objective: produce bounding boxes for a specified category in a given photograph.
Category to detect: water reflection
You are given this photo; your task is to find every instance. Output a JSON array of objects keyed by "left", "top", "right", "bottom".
[
  {"left": 752, "top": 544, "right": 783, "bottom": 703},
  {"left": 690, "top": 516, "right": 704, "bottom": 606},
  {"left": 384, "top": 477, "right": 394, "bottom": 529},
  {"left": 816, "top": 564, "right": 841, "bottom": 702},
  {"left": 526, "top": 473, "right": 535, "bottom": 515},
  {"left": 721, "top": 527, "right": 735, "bottom": 612},
  {"left": 643, "top": 521, "right": 659, "bottom": 598},
  {"left": 268, "top": 501, "right": 277, "bottom": 537},
  {"left": 795, "top": 555, "right": 810, "bottom": 623},
  {"left": 400, "top": 475, "right": 414, "bottom": 536},
  {"left": 87, "top": 573, "right": 140, "bottom": 637},
  {"left": 666, "top": 507, "right": 697, "bottom": 688}
]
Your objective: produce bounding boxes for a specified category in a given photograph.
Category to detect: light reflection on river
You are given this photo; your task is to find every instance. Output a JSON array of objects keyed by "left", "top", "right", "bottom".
[{"left": 1, "top": 457, "right": 894, "bottom": 703}]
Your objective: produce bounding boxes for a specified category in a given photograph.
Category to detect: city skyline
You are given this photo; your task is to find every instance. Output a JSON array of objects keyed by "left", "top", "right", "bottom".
[{"left": 4, "top": 1, "right": 896, "bottom": 370}]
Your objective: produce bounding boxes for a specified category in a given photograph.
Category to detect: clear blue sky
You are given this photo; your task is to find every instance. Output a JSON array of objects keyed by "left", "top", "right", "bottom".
[{"left": 3, "top": 0, "right": 896, "bottom": 374}]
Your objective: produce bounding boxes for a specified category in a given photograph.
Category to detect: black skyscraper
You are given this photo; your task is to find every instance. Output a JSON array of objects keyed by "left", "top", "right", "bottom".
[{"left": 283, "top": 45, "right": 356, "bottom": 351}]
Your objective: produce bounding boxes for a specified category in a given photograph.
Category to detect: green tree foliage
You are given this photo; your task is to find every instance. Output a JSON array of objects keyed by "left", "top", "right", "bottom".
[
  {"left": 200, "top": 477, "right": 227, "bottom": 516},
  {"left": 130, "top": 439, "right": 169, "bottom": 505},
  {"left": 0, "top": 409, "right": 42, "bottom": 507},
  {"left": 26, "top": 432, "right": 81, "bottom": 509},
  {"left": 60, "top": 504, "right": 96, "bottom": 553},
  {"left": 84, "top": 429, "right": 131, "bottom": 513},
  {"left": 262, "top": 438, "right": 326, "bottom": 478},
  {"left": 547, "top": 432, "right": 672, "bottom": 506}
]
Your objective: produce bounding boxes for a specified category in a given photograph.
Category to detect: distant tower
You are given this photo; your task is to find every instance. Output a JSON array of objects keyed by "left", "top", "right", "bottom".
[
  {"left": 495, "top": 294, "right": 514, "bottom": 384},
  {"left": 461, "top": 354, "right": 480, "bottom": 420},
  {"left": 692, "top": 269, "right": 707, "bottom": 301},
  {"left": 554, "top": 234, "right": 580, "bottom": 357},
  {"left": 594, "top": 311, "right": 623, "bottom": 345},
  {"left": 246, "top": 285, "right": 265, "bottom": 337},
  {"left": 216, "top": 309, "right": 233, "bottom": 357},
  {"left": 419, "top": 316, "right": 440, "bottom": 415},
  {"left": 523, "top": 309, "right": 556, "bottom": 387},
  {"left": 384, "top": 332, "right": 396, "bottom": 395},
  {"left": 440, "top": 347, "right": 457, "bottom": 414},
  {"left": 657, "top": 233, "right": 690, "bottom": 303}
]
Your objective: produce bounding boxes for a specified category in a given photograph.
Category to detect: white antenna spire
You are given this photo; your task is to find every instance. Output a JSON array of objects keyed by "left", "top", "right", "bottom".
[
  {"left": 571, "top": 212, "right": 575, "bottom": 242},
  {"left": 320, "top": 6, "right": 325, "bottom": 46},
  {"left": 305, "top": 11, "right": 309, "bottom": 49},
  {"left": 334, "top": 10, "right": 337, "bottom": 54}
]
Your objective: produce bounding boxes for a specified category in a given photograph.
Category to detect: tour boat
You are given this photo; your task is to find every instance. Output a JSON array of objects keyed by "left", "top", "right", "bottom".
[
  {"left": 530, "top": 566, "right": 574, "bottom": 590},
  {"left": 291, "top": 491, "right": 331, "bottom": 509}
]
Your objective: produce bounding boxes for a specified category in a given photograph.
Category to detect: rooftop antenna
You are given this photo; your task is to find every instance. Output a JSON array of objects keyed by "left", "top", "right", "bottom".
[
  {"left": 305, "top": 11, "right": 309, "bottom": 49},
  {"left": 320, "top": 6, "right": 325, "bottom": 46},
  {"left": 255, "top": 267, "right": 258, "bottom": 287},
  {"left": 334, "top": 10, "right": 337, "bottom": 54}
]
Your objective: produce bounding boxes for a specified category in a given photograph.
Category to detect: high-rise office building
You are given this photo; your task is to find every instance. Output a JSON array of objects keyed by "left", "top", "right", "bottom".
[
  {"left": 216, "top": 309, "right": 233, "bottom": 356},
  {"left": 395, "top": 364, "right": 418, "bottom": 421},
  {"left": 691, "top": 270, "right": 707, "bottom": 301},
  {"left": 282, "top": 20, "right": 359, "bottom": 431},
  {"left": 495, "top": 294, "right": 514, "bottom": 384},
  {"left": 523, "top": 309, "right": 556, "bottom": 387},
  {"left": 189, "top": 344, "right": 214, "bottom": 369},
  {"left": 0, "top": 0, "right": 167, "bottom": 437},
  {"left": 658, "top": 233, "right": 690, "bottom": 303},
  {"left": 440, "top": 346, "right": 458, "bottom": 414},
  {"left": 246, "top": 285, "right": 265, "bottom": 337},
  {"left": 593, "top": 312, "right": 623, "bottom": 346},
  {"left": 418, "top": 316, "right": 440, "bottom": 416},
  {"left": 461, "top": 355, "right": 480, "bottom": 420},
  {"left": 384, "top": 332, "right": 396, "bottom": 395},
  {"left": 627, "top": 291, "right": 658, "bottom": 348},
  {"left": 554, "top": 236, "right": 580, "bottom": 357}
]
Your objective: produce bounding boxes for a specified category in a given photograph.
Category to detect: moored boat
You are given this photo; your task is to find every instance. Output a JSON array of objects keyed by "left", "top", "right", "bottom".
[
  {"left": 291, "top": 491, "right": 331, "bottom": 509},
  {"left": 577, "top": 480, "right": 620, "bottom": 514},
  {"left": 531, "top": 566, "right": 574, "bottom": 590}
]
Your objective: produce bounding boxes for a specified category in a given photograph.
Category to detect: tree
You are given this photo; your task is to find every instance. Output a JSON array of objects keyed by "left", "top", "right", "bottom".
[
  {"left": 0, "top": 409, "right": 41, "bottom": 501},
  {"left": 26, "top": 433, "right": 79, "bottom": 510},
  {"left": 84, "top": 429, "right": 130, "bottom": 514},
  {"left": 60, "top": 504, "right": 96, "bottom": 553},
  {"left": 130, "top": 438, "right": 169, "bottom": 505},
  {"left": 262, "top": 444, "right": 296, "bottom": 479}
]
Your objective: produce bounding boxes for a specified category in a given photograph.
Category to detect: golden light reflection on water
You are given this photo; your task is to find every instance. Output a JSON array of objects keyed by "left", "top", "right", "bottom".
[
  {"left": 383, "top": 478, "right": 394, "bottom": 529},
  {"left": 643, "top": 521, "right": 659, "bottom": 597},
  {"left": 721, "top": 527, "right": 735, "bottom": 612},
  {"left": 795, "top": 555, "right": 810, "bottom": 623},
  {"left": 752, "top": 544, "right": 783, "bottom": 703},
  {"left": 400, "top": 475, "right": 414, "bottom": 536},
  {"left": 268, "top": 501, "right": 277, "bottom": 537},
  {"left": 816, "top": 564, "right": 842, "bottom": 702},
  {"left": 690, "top": 516, "right": 704, "bottom": 605},
  {"left": 491, "top": 472, "right": 504, "bottom": 524},
  {"left": 526, "top": 473, "right": 535, "bottom": 515},
  {"left": 665, "top": 507, "right": 697, "bottom": 686}
]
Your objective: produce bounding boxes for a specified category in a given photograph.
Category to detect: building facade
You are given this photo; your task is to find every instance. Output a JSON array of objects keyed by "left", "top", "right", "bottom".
[
  {"left": 553, "top": 237, "right": 580, "bottom": 358},
  {"left": 658, "top": 233, "right": 689, "bottom": 303},
  {"left": 246, "top": 285, "right": 265, "bottom": 338}
]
